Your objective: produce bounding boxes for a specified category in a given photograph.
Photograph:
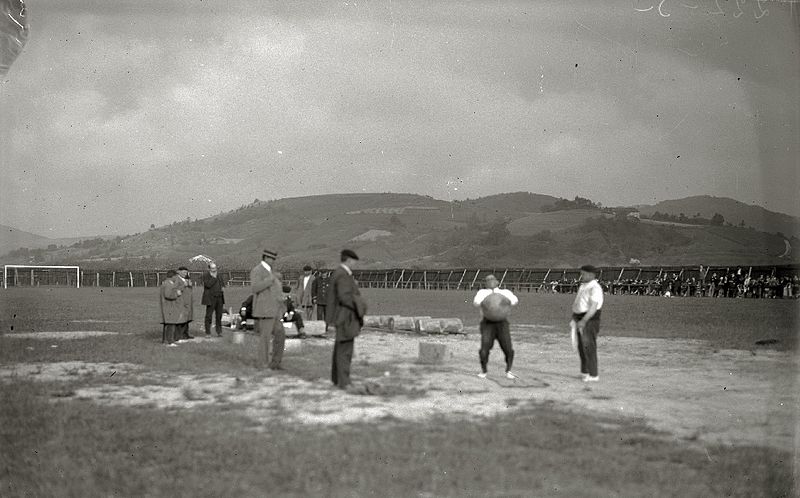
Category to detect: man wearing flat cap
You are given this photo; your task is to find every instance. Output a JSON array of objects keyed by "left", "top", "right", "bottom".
[
  {"left": 297, "top": 265, "right": 316, "bottom": 320},
  {"left": 326, "top": 249, "right": 368, "bottom": 388},
  {"left": 571, "top": 265, "right": 604, "bottom": 382},
  {"left": 250, "top": 249, "right": 286, "bottom": 370}
]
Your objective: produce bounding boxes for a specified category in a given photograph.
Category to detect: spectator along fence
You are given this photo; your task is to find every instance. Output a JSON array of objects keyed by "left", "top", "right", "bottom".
[{"left": 2, "top": 265, "right": 798, "bottom": 298}]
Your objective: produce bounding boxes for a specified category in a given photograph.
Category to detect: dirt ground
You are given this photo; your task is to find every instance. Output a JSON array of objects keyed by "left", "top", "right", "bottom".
[{"left": 2, "top": 325, "right": 796, "bottom": 453}]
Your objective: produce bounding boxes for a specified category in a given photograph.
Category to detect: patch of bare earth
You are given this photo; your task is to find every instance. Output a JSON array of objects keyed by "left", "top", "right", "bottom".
[{"left": 1, "top": 327, "right": 796, "bottom": 451}]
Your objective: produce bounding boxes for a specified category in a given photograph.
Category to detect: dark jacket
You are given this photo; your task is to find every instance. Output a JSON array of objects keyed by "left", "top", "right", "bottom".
[
  {"left": 201, "top": 271, "right": 226, "bottom": 305},
  {"left": 326, "top": 266, "right": 367, "bottom": 342},
  {"left": 311, "top": 273, "right": 330, "bottom": 305}
]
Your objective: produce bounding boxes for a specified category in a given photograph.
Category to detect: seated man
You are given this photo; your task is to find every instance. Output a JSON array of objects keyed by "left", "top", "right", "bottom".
[{"left": 239, "top": 288, "right": 306, "bottom": 338}]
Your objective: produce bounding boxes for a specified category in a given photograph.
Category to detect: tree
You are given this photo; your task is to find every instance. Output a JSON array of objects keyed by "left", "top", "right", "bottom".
[
  {"left": 150, "top": 224, "right": 155, "bottom": 229},
  {"left": 710, "top": 213, "right": 725, "bottom": 226}
]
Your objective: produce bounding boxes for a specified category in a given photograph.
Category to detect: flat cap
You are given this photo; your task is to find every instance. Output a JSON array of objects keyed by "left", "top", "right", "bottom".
[
  {"left": 262, "top": 249, "right": 278, "bottom": 259},
  {"left": 580, "top": 264, "right": 599, "bottom": 274},
  {"left": 341, "top": 249, "right": 359, "bottom": 260},
  {"left": 177, "top": 266, "right": 189, "bottom": 271},
  {"left": 303, "top": 264, "right": 313, "bottom": 271}
]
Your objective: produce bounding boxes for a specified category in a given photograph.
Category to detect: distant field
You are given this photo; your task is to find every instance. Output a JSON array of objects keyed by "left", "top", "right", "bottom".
[
  {"left": 0, "top": 287, "right": 796, "bottom": 497},
  {"left": 507, "top": 209, "right": 608, "bottom": 236}
]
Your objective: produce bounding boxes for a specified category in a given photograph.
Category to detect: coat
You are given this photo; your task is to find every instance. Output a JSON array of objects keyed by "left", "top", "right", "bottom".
[
  {"left": 201, "top": 271, "right": 226, "bottom": 305},
  {"left": 312, "top": 273, "right": 330, "bottom": 305},
  {"left": 326, "top": 266, "right": 367, "bottom": 342},
  {"left": 297, "top": 274, "right": 316, "bottom": 307},
  {"left": 250, "top": 263, "right": 283, "bottom": 318},
  {"left": 160, "top": 276, "right": 188, "bottom": 324},
  {"left": 175, "top": 275, "right": 193, "bottom": 322}
]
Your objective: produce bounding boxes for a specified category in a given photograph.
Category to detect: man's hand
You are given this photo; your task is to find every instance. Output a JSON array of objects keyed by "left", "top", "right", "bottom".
[
  {"left": 577, "top": 320, "right": 586, "bottom": 333},
  {"left": 176, "top": 290, "right": 182, "bottom": 296}
]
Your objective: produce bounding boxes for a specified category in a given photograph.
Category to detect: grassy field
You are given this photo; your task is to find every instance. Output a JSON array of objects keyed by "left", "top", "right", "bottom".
[{"left": 0, "top": 288, "right": 797, "bottom": 497}]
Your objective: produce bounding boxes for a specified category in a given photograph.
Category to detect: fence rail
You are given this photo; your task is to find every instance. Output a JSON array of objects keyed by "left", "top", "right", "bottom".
[{"left": 2, "top": 265, "right": 798, "bottom": 291}]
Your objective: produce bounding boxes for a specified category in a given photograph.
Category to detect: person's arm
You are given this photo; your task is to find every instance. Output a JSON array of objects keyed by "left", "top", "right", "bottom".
[
  {"left": 472, "top": 290, "right": 487, "bottom": 307},
  {"left": 500, "top": 289, "right": 519, "bottom": 306},
  {"left": 251, "top": 267, "right": 276, "bottom": 294},
  {"left": 163, "top": 280, "right": 180, "bottom": 300}
]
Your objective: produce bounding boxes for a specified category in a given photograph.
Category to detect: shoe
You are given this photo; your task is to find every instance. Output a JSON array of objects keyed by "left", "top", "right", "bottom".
[
  {"left": 167, "top": 343, "right": 178, "bottom": 347},
  {"left": 583, "top": 375, "right": 599, "bottom": 382},
  {"left": 581, "top": 373, "right": 589, "bottom": 381},
  {"left": 477, "top": 372, "right": 487, "bottom": 379},
  {"left": 269, "top": 365, "right": 284, "bottom": 371},
  {"left": 184, "top": 334, "right": 194, "bottom": 340},
  {"left": 505, "top": 371, "right": 518, "bottom": 380}
]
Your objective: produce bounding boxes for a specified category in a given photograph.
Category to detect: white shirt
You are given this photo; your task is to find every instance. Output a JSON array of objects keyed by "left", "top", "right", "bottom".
[
  {"left": 261, "top": 261, "right": 272, "bottom": 272},
  {"left": 473, "top": 288, "right": 519, "bottom": 307},
  {"left": 303, "top": 275, "right": 311, "bottom": 289},
  {"left": 572, "top": 279, "right": 603, "bottom": 313},
  {"left": 340, "top": 263, "right": 352, "bottom": 276}
]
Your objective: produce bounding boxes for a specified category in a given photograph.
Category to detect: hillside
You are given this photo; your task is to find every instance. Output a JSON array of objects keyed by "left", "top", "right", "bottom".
[
  {"left": 2, "top": 192, "right": 797, "bottom": 269},
  {"left": 0, "top": 225, "right": 86, "bottom": 256},
  {"left": 637, "top": 196, "right": 800, "bottom": 238}
]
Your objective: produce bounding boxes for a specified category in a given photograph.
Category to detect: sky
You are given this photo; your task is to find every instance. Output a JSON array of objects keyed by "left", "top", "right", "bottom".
[{"left": 0, "top": 0, "right": 798, "bottom": 238}]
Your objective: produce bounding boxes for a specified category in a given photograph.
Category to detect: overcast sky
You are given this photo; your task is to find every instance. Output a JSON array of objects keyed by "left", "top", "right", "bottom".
[{"left": 1, "top": 0, "right": 798, "bottom": 238}]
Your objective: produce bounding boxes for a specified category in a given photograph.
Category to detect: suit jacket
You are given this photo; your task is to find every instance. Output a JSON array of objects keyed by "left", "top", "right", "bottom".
[
  {"left": 326, "top": 266, "right": 366, "bottom": 342},
  {"left": 201, "top": 271, "right": 226, "bottom": 305},
  {"left": 250, "top": 263, "right": 283, "bottom": 318},
  {"left": 297, "top": 274, "right": 316, "bottom": 307}
]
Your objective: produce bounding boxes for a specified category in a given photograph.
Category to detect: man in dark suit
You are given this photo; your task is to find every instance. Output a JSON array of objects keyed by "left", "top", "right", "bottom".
[
  {"left": 326, "top": 249, "right": 367, "bottom": 389},
  {"left": 297, "top": 265, "right": 316, "bottom": 320},
  {"left": 202, "top": 263, "right": 226, "bottom": 338},
  {"left": 250, "top": 249, "right": 286, "bottom": 370},
  {"left": 311, "top": 270, "right": 331, "bottom": 321}
]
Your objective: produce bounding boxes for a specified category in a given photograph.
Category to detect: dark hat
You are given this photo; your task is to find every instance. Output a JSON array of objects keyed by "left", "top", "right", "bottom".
[
  {"left": 177, "top": 266, "right": 189, "bottom": 271},
  {"left": 580, "top": 265, "right": 599, "bottom": 274},
  {"left": 341, "top": 249, "right": 359, "bottom": 260},
  {"left": 262, "top": 249, "right": 278, "bottom": 259},
  {"left": 166, "top": 269, "right": 177, "bottom": 277},
  {"left": 282, "top": 285, "right": 292, "bottom": 293},
  {"left": 303, "top": 265, "right": 312, "bottom": 271}
]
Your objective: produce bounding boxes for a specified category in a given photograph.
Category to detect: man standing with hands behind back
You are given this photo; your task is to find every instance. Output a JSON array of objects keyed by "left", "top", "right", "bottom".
[
  {"left": 326, "top": 249, "right": 367, "bottom": 389},
  {"left": 571, "top": 265, "right": 604, "bottom": 382},
  {"left": 250, "top": 249, "right": 286, "bottom": 370},
  {"left": 202, "top": 262, "right": 226, "bottom": 338}
]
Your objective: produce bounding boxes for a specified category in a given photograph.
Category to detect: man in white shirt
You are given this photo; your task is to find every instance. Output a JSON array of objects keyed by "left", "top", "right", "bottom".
[
  {"left": 571, "top": 265, "right": 604, "bottom": 382},
  {"left": 473, "top": 274, "right": 519, "bottom": 380},
  {"left": 297, "top": 265, "right": 316, "bottom": 320}
]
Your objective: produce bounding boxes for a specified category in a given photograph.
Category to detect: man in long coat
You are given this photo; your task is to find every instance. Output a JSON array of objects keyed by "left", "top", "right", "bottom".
[
  {"left": 175, "top": 266, "right": 194, "bottom": 340},
  {"left": 326, "top": 249, "right": 367, "bottom": 388},
  {"left": 250, "top": 249, "right": 286, "bottom": 369},
  {"left": 159, "top": 270, "right": 187, "bottom": 346},
  {"left": 202, "top": 262, "right": 226, "bottom": 338}
]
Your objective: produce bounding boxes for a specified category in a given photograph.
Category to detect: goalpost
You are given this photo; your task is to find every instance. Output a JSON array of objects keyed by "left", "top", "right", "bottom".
[{"left": 3, "top": 265, "right": 81, "bottom": 289}]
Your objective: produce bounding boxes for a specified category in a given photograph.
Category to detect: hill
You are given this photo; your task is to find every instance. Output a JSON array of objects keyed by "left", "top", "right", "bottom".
[
  {"left": 637, "top": 196, "right": 800, "bottom": 238},
  {"left": 2, "top": 192, "right": 797, "bottom": 269},
  {"left": 0, "top": 225, "right": 87, "bottom": 257}
]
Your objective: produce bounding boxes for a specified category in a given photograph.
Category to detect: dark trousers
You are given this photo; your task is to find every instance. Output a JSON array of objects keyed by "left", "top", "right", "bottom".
[
  {"left": 573, "top": 311, "right": 601, "bottom": 376},
  {"left": 479, "top": 319, "right": 514, "bottom": 374},
  {"left": 177, "top": 322, "right": 190, "bottom": 338},
  {"left": 331, "top": 339, "right": 354, "bottom": 388},
  {"left": 255, "top": 317, "right": 285, "bottom": 369},
  {"left": 316, "top": 305, "right": 326, "bottom": 321},
  {"left": 204, "top": 298, "right": 224, "bottom": 335},
  {"left": 283, "top": 311, "right": 305, "bottom": 331},
  {"left": 163, "top": 324, "right": 177, "bottom": 344}
]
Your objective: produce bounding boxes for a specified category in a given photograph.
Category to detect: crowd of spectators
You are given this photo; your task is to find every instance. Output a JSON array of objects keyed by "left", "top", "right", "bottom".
[{"left": 545, "top": 268, "right": 800, "bottom": 299}]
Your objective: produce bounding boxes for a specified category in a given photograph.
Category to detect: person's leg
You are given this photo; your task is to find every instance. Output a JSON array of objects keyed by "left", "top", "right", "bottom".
[
  {"left": 317, "top": 305, "right": 326, "bottom": 321},
  {"left": 269, "top": 318, "right": 285, "bottom": 369},
  {"left": 214, "top": 299, "right": 223, "bottom": 336},
  {"left": 165, "top": 324, "right": 175, "bottom": 344},
  {"left": 496, "top": 320, "right": 515, "bottom": 373},
  {"left": 577, "top": 328, "right": 588, "bottom": 376},
  {"left": 478, "top": 319, "right": 494, "bottom": 374},
  {"left": 335, "top": 339, "right": 354, "bottom": 387},
  {"left": 295, "top": 312, "right": 306, "bottom": 336},
  {"left": 204, "top": 305, "right": 213, "bottom": 336},
  {"left": 582, "top": 320, "right": 599, "bottom": 377},
  {"left": 331, "top": 340, "right": 341, "bottom": 385},
  {"left": 256, "top": 318, "right": 273, "bottom": 369}
]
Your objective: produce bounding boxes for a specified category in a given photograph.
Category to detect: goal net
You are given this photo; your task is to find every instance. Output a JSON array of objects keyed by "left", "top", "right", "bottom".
[{"left": 3, "top": 265, "right": 81, "bottom": 288}]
